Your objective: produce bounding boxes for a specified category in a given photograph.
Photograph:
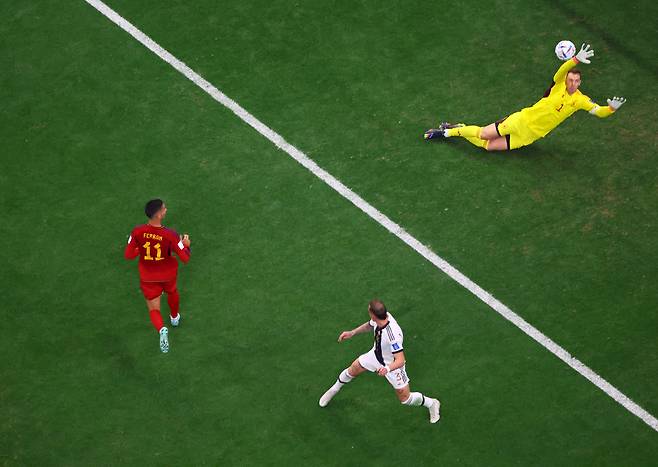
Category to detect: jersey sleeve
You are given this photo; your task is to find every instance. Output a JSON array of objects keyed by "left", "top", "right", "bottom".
[
  {"left": 170, "top": 231, "right": 191, "bottom": 263},
  {"left": 124, "top": 229, "right": 140, "bottom": 260},
  {"left": 553, "top": 57, "right": 578, "bottom": 83},
  {"left": 368, "top": 319, "right": 376, "bottom": 328},
  {"left": 389, "top": 328, "right": 404, "bottom": 354},
  {"left": 579, "top": 95, "right": 615, "bottom": 118}
]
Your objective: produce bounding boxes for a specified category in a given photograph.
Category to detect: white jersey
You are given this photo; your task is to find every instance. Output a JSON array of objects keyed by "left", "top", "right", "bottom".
[{"left": 368, "top": 313, "right": 404, "bottom": 365}]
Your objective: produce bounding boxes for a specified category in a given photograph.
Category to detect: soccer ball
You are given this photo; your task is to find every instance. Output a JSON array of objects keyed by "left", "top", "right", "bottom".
[{"left": 555, "top": 40, "right": 576, "bottom": 61}]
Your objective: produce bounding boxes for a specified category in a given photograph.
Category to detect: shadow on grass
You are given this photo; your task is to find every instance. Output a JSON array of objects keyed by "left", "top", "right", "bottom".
[
  {"left": 447, "top": 140, "right": 550, "bottom": 161},
  {"left": 544, "top": 0, "right": 658, "bottom": 79}
]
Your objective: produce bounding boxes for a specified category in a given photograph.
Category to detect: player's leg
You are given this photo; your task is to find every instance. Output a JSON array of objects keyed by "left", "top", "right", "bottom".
[
  {"left": 484, "top": 136, "right": 510, "bottom": 151},
  {"left": 443, "top": 118, "right": 513, "bottom": 151},
  {"left": 449, "top": 123, "right": 494, "bottom": 149},
  {"left": 388, "top": 368, "right": 441, "bottom": 424},
  {"left": 449, "top": 122, "right": 499, "bottom": 148},
  {"left": 485, "top": 112, "right": 535, "bottom": 151},
  {"left": 397, "top": 386, "right": 441, "bottom": 424},
  {"left": 319, "top": 357, "right": 369, "bottom": 407},
  {"left": 425, "top": 122, "right": 483, "bottom": 140},
  {"left": 147, "top": 294, "right": 169, "bottom": 353},
  {"left": 140, "top": 281, "right": 169, "bottom": 353},
  {"left": 435, "top": 122, "right": 495, "bottom": 139},
  {"left": 479, "top": 119, "right": 512, "bottom": 151},
  {"left": 424, "top": 122, "right": 464, "bottom": 140},
  {"left": 163, "top": 278, "right": 180, "bottom": 326},
  {"left": 395, "top": 384, "right": 411, "bottom": 402},
  {"left": 446, "top": 124, "right": 486, "bottom": 139},
  {"left": 143, "top": 289, "right": 163, "bottom": 331},
  {"left": 478, "top": 123, "right": 499, "bottom": 140},
  {"left": 348, "top": 358, "right": 368, "bottom": 378},
  {"left": 426, "top": 122, "right": 499, "bottom": 150}
]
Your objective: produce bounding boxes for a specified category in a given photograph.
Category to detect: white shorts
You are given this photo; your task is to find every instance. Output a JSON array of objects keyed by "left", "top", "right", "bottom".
[{"left": 358, "top": 350, "right": 410, "bottom": 390}]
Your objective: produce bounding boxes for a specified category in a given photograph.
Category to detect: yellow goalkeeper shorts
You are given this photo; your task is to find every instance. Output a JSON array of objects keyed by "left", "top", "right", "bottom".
[{"left": 495, "top": 111, "right": 540, "bottom": 150}]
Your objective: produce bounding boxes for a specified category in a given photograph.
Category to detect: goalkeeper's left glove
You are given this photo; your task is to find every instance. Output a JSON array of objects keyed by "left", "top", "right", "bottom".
[
  {"left": 575, "top": 43, "right": 594, "bottom": 64},
  {"left": 607, "top": 96, "right": 626, "bottom": 110}
]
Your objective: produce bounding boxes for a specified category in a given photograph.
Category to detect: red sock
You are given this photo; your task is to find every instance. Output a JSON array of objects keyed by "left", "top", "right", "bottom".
[
  {"left": 149, "top": 309, "right": 164, "bottom": 331},
  {"left": 167, "top": 290, "right": 180, "bottom": 318}
]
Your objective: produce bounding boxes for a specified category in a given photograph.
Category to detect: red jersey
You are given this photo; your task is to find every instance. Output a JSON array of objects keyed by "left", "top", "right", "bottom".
[{"left": 124, "top": 224, "right": 191, "bottom": 282}]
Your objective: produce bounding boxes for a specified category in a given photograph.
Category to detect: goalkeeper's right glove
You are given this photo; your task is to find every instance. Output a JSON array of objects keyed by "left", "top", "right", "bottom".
[
  {"left": 607, "top": 96, "right": 626, "bottom": 110},
  {"left": 575, "top": 43, "right": 594, "bottom": 64}
]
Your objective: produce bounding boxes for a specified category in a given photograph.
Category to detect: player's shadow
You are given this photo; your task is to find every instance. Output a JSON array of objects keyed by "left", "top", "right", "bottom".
[
  {"left": 448, "top": 140, "right": 583, "bottom": 178},
  {"left": 450, "top": 141, "right": 547, "bottom": 160}
]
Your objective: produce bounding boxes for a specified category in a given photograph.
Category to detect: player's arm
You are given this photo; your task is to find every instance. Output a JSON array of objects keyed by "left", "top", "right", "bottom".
[
  {"left": 173, "top": 233, "right": 191, "bottom": 263},
  {"left": 553, "top": 44, "right": 594, "bottom": 83},
  {"left": 553, "top": 57, "right": 578, "bottom": 83},
  {"left": 338, "top": 321, "right": 373, "bottom": 342},
  {"left": 581, "top": 96, "right": 626, "bottom": 118},
  {"left": 124, "top": 233, "right": 139, "bottom": 260},
  {"left": 378, "top": 351, "right": 406, "bottom": 376}
]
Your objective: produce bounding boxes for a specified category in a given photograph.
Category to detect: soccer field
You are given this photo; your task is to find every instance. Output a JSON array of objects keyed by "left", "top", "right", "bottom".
[{"left": 2, "top": 0, "right": 658, "bottom": 465}]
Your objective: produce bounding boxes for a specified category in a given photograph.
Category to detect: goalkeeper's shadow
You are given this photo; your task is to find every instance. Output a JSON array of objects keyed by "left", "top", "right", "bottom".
[
  {"left": 454, "top": 143, "right": 583, "bottom": 179},
  {"left": 456, "top": 142, "right": 578, "bottom": 163}
]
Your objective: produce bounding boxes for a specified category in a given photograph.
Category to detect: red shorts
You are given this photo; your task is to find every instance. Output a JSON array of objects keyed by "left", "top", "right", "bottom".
[{"left": 140, "top": 278, "right": 177, "bottom": 300}]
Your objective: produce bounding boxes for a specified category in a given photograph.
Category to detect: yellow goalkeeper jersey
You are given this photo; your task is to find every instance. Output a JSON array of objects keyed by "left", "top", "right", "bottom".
[{"left": 519, "top": 58, "right": 614, "bottom": 138}]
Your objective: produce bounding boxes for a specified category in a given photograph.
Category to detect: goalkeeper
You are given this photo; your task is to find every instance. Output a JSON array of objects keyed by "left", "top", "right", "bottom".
[{"left": 424, "top": 44, "right": 626, "bottom": 151}]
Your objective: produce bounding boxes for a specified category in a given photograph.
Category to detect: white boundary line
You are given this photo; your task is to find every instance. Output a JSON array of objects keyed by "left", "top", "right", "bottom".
[{"left": 85, "top": 0, "right": 657, "bottom": 432}]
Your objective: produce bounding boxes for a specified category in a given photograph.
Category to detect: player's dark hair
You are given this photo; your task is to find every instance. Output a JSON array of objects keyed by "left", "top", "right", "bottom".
[
  {"left": 567, "top": 69, "right": 582, "bottom": 77},
  {"left": 145, "top": 199, "right": 164, "bottom": 218},
  {"left": 369, "top": 299, "right": 388, "bottom": 320}
]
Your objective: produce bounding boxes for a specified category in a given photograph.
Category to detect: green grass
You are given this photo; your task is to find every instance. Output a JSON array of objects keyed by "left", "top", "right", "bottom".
[{"left": 1, "top": 1, "right": 657, "bottom": 465}]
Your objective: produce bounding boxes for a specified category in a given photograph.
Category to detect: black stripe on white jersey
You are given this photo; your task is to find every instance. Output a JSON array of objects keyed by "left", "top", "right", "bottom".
[{"left": 374, "top": 323, "right": 389, "bottom": 365}]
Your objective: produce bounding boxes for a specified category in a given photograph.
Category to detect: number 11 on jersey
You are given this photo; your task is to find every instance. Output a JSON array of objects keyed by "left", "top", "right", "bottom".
[{"left": 143, "top": 242, "right": 163, "bottom": 261}]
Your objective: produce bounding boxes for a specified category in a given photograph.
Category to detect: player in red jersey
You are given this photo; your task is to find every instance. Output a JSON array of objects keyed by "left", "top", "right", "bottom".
[{"left": 125, "top": 199, "right": 191, "bottom": 353}]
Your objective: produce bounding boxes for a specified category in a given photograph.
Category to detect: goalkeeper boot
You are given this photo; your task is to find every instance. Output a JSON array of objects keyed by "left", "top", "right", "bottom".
[
  {"left": 159, "top": 327, "right": 169, "bottom": 353},
  {"left": 440, "top": 122, "right": 465, "bottom": 130},
  {"left": 424, "top": 123, "right": 464, "bottom": 140},
  {"left": 170, "top": 313, "right": 181, "bottom": 327},
  {"left": 423, "top": 128, "right": 445, "bottom": 140}
]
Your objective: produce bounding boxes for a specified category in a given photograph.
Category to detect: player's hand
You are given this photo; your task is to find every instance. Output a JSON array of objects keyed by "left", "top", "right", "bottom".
[
  {"left": 338, "top": 330, "right": 354, "bottom": 342},
  {"left": 607, "top": 96, "right": 626, "bottom": 110},
  {"left": 575, "top": 43, "right": 594, "bottom": 64},
  {"left": 181, "top": 234, "right": 191, "bottom": 248},
  {"left": 377, "top": 367, "right": 389, "bottom": 376}
]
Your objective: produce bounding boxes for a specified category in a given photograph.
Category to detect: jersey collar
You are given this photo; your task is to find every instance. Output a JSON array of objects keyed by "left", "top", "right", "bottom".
[{"left": 376, "top": 320, "right": 390, "bottom": 331}]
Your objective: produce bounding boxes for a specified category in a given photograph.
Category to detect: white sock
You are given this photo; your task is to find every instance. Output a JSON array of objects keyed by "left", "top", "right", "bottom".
[
  {"left": 403, "top": 392, "right": 432, "bottom": 408},
  {"left": 421, "top": 394, "right": 434, "bottom": 408},
  {"left": 331, "top": 368, "right": 354, "bottom": 392}
]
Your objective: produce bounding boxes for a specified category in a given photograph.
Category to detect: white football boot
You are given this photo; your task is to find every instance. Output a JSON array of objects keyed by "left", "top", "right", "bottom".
[
  {"left": 159, "top": 327, "right": 169, "bottom": 353},
  {"left": 429, "top": 398, "right": 441, "bottom": 424},
  {"left": 170, "top": 313, "right": 181, "bottom": 327},
  {"left": 319, "top": 387, "right": 340, "bottom": 407}
]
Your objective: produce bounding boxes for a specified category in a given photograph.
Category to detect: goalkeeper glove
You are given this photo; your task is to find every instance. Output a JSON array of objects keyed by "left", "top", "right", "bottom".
[
  {"left": 607, "top": 96, "right": 626, "bottom": 110},
  {"left": 575, "top": 43, "right": 594, "bottom": 64}
]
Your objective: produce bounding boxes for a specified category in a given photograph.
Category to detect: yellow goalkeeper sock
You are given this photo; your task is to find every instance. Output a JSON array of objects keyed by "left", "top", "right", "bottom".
[
  {"left": 464, "top": 136, "right": 488, "bottom": 149},
  {"left": 446, "top": 125, "right": 481, "bottom": 138}
]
